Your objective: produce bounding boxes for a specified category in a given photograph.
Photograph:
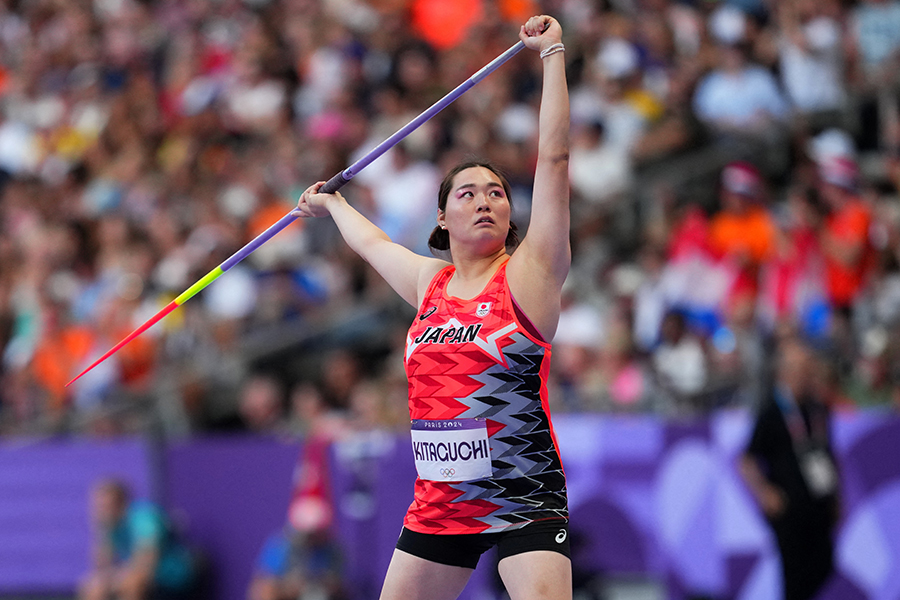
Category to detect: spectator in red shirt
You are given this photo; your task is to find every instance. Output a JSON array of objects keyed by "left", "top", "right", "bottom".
[
  {"left": 757, "top": 184, "right": 829, "bottom": 338},
  {"left": 817, "top": 156, "right": 874, "bottom": 314}
]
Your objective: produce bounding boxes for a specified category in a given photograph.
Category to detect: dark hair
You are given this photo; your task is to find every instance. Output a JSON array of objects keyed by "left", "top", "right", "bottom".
[
  {"left": 95, "top": 478, "right": 131, "bottom": 505},
  {"left": 427, "top": 162, "right": 520, "bottom": 255}
]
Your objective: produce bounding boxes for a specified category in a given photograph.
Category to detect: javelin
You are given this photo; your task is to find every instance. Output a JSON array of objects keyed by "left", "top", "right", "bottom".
[{"left": 66, "top": 38, "right": 529, "bottom": 387}]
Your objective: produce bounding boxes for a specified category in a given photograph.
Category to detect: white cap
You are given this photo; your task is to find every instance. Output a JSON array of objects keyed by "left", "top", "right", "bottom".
[
  {"left": 808, "top": 128, "right": 856, "bottom": 164},
  {"left": 709, "top": 5, "right": 747, "bottom": 45},
  {"left": 597, "top": 38, "right": 640, "bottom": 79},
  {"left": 496, "top": 103, "right": 538, "bottom": 143}
]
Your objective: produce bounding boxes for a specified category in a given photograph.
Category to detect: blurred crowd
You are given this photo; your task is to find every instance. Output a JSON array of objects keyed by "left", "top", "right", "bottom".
[{"left": 1, "top": 0, "right": 900, "bottom": 437}]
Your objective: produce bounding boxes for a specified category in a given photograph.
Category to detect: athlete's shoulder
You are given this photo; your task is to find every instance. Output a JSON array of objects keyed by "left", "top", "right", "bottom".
[{"left": 417, "top": 259, "right": 453, "bottom": 305}]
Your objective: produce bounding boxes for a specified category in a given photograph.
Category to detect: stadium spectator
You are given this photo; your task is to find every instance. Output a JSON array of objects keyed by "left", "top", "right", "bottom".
[
  {"left": 848, "top": 0, "right": 900, "bottom": 152},
  {"left": 80, "top": 479, "right": 198, "bottom": 600},
  {"left": 818, "top": 155, "right": 874, "bottom": 315},
  {"left": 651, "top": 310, "right": 709, "bottom": 413},
  {"left": 693, "top": 6, "right": 790, "bottom": 137},
  {"left": 576, "top": 37, "right": 661, "bottom": 155},
  {"left": 692, "top": 5, "right": 791, "bottom": 177},
  {"left": 238, "top": 373, "right": 287, "bottom": 433},
  {"left": 707, "top": 161, "right": 777, "bottom": 302},
  {"left": 757, "top": 184, "right": 830, "bottom": 339},
  {"left": 569, "top": 118, "right": 632, "bottom": 211},
  {"left": 248, "top": 525, "right": 345, "bottom": 600},
  {"left": 740, "top": 337, "right": 841, "bottom": 600},
  {"left": 775, "top": 0, "right": 848, "bottom": 125}
]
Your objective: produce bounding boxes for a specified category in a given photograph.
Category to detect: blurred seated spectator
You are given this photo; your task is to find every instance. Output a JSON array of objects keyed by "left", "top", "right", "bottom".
[
  {"left": 595, "top": 310, "right": 655, "bottom": 413},
  {"left": 775, "top": 0, "right": 847, "bottom": 127},
  {"left": 632, "top": 243, "right": 669, "bottom": 352},
  {"left": 707, "top": 161, "right": 777, "bottom": 301},
  {"left": 551, "top": 278, "right": 607, "bottom": 412},
  {"left": 848, "top": 0, "right": 900, "bottom": 151},
  {"left": 693, "top": 6, "right": 789, "bottom": 148},
  {"left": 630, "top": 60, "right": 703, "bottom": 166},
  {"left": 80, "top": 479, "right": 198, "bottom": 600},
  {"left": 651, "top": 310, "right": 709, "bottom": 414},
  {"left": 757, "top": 184, "right": 830, "bottom": 339},
  {"left": 658, "top": 203, "right": 735, "bottom": 337},
  {"left": 249, "top": 526, "right": 344, "bottom": 600},
  {"left": 850, "top": 0, "right": 900, "bottom": 80},
  {"left": 817, "top": 155, "right": 874, "bottom": 316},
  {"left": 349, "top": 141, "right": 441, "bottom": 256},
  {"left": 572, "top": 37, "right": 661, "bottom": 156},
  {"left": 706, "top": 289, "right": 768, "bottom": 409},
  {"left": 237, "top": 373, "right": 287, "bottom": 434},
  {"left": 842, "top": 325, "right": 899, "bottom": 407},
  {"left": 569, "top": 119, "right": 632, "bottom": 210},
  {"left": 287, "top": 381, "right": 347, "bottom": 439},
  {"left": 25, "top": 298, "right": 96, "bottom": 430},
  {"left": 316, "top": 349, "right": 362, "bottom": 411}
]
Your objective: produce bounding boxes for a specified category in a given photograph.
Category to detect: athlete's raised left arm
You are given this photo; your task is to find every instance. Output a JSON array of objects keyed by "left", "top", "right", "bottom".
[{"left": 506, "top": 15, "right": 571, "bottom": 339}]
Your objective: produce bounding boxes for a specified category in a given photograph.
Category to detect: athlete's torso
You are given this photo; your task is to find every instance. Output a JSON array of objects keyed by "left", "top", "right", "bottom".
[{"left": 403, "top": 262, "right": 567, "bottom": 534}]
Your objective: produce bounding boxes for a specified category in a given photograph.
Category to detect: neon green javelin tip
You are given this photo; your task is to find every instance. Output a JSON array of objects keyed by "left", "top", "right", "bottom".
[{"left": 175, "top": 266, "right": 224, "bottom": 305}]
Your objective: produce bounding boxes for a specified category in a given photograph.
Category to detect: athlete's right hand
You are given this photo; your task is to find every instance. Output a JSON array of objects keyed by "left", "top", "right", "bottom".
[{"left": 292, "top": 181, "right": 344, "bottom": 218}]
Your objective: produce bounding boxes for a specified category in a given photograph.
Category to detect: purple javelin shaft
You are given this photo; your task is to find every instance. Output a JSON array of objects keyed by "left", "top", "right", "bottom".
[
  {"left": 221, "top": 39, "right": 527, "bottom": 271},
  {"left": 319, "top": 40, "right": 527, "bottom": 194},
  {"left": 65, "top": 38, "right": 531, "bottom": 386}
]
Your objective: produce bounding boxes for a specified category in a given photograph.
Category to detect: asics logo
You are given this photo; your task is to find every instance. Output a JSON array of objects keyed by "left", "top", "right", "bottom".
[{"left": 555, "top": 529, "right": 567, "bottom": 544}]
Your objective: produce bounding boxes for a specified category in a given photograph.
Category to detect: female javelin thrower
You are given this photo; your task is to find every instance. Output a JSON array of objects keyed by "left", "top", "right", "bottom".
[{"left": 293, "top": 15, "right": 571, "bottom": 600}]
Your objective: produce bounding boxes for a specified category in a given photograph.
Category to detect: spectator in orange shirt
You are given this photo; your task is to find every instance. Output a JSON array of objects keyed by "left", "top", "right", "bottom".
[
  {"left": 817, "top": 156, "right": 874, "bottom": 314},
  {"left": 708, "top": 161, "right": 777, "bottom": 299},
  {"left": 29, "top": 300, "right": 96, "bottom": 425}
]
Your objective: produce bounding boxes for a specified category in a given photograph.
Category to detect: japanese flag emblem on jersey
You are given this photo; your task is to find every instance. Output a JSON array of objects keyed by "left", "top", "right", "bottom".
[{"left": 476, "top": 302, "right": 492, "bottom": 317}]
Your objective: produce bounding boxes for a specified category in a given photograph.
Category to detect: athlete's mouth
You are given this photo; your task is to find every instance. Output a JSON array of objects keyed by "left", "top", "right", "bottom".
[{"left": 475, "top": 216, "right": 494, "bottom": 225}]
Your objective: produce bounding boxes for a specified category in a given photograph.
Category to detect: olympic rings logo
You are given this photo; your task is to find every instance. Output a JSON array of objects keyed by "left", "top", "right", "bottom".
[{"left": 440, "top": 468, "right": 456, "bottom": 478}]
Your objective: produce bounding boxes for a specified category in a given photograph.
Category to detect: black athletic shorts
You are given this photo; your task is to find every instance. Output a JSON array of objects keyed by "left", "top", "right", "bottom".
[{"left": 395, "top": 520, "right": 570, "bottom": 569}]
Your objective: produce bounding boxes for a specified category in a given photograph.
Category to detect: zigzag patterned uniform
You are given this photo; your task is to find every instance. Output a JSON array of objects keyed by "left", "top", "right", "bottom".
[{"left": 403, "top": 262, "right": 568, "bottom": 534}]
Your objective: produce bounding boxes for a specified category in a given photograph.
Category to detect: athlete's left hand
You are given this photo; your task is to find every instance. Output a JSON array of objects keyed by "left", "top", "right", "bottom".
[{"left": 519, "top": 15, "right": 562, "bottom": 53}]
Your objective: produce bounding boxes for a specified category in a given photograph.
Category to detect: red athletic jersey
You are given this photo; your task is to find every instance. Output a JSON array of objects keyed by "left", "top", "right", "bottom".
[{"left": 403, "top": 261, "right": 568, "bottom": 534}]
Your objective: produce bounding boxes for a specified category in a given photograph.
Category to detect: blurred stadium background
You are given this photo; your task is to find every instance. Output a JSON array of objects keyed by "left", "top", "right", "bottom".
[{"left": 1, "top": 0, "right": 899, "bottom": 598}]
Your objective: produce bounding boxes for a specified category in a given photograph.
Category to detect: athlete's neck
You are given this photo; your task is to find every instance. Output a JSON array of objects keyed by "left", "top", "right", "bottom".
[{"left": 446, "top": 251, "right": 508, "bottom": 300}]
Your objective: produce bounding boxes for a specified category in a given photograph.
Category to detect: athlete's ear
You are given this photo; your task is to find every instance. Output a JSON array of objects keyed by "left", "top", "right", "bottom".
[{"left": 437, "top": 209, "right": 446, "bottom": 229}]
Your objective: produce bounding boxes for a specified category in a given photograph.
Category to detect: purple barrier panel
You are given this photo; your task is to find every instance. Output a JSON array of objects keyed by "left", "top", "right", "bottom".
[
  {"left": 832, "top": 413, "right": 900, "bottom": 600},
  {"left": 155, "top": 411, "right": 900, "bottom": 600},
  {"left": 324, "top": 411, "right": 900, "bottom": 600},
  {"left": 164, "top": 436, "right": 301, "bottom": 600},
  {"left": 560, "top": 411, "right": 771, "bottom": 599},
  {"left": 555, "top": 414, "right": 665, "bottom": 578},
  {"left": 835, "top": 411, "right": 900, "bottom": 508},
  {"left": 0, "top": 437, "right": 152, "bottom": 593}
]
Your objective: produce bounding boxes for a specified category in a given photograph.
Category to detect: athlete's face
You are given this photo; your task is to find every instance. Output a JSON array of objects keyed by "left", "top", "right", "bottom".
[{"left": 438, "top": 167, "right": 511, "bottom": 253}]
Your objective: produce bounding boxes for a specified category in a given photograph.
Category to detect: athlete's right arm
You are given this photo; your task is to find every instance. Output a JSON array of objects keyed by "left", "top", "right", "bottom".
[{"left": 293, "top": 181, "right": 447, "bottom": 307}]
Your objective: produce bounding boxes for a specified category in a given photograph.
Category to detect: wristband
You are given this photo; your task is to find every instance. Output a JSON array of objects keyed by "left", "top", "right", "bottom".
[{"left": 540, "top": 43, "right": 565, "bottom": 59}]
